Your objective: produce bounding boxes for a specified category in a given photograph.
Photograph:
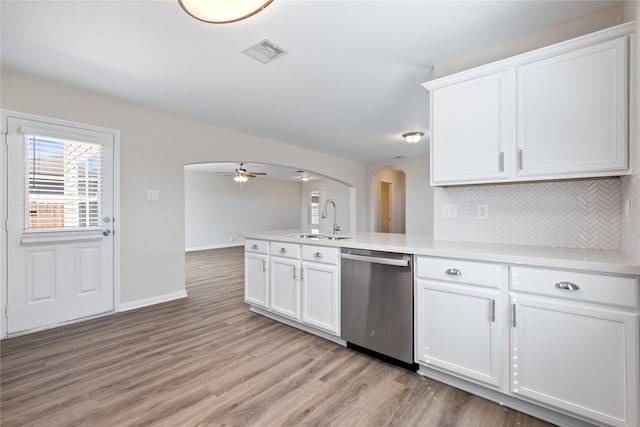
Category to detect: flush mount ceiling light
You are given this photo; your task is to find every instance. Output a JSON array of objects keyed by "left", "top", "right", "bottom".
[
  {"left": 178, "top": 0, "right": 274, "bottom": 24},
  {"left": 402, "top": 132, "right": 424, "bottom": 144}
]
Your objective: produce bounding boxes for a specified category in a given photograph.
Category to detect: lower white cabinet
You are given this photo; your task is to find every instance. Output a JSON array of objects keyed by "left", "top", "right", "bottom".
[
  {"left": 270, "top": 255, "right": 301, "bottom": 320},
  {"left": 415, "top": 257, "right": 639, "bottom": 427},
  {"left": 416, "top": 280, "right": 502, "bottom": 387},
  {"left": 244, "top": 239, "right": 269, "bottom": 308},
  {"left": 414, "top": 257, "right": 505, "bottom": 388},
  {"left": 244, "top": 240, "right": 340, "bottom": 338},
  {"left": 245, "top": 252, "right": 269, "bottom": 308},
  {"left": 511, "top": 295, "right": 636, "bottom": 426},
  {"left": 510, "top": 267, "right": 639, "bottom": 427},
  {"left": 269, "top": 241, "right": 302, "bottom": 320},
  {"left": 302, "top": 257, "right": 340, "bottom": 335}
]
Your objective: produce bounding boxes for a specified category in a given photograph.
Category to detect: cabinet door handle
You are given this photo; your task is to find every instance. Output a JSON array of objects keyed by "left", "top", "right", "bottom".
[
  {"left": 301, "top": 268, "right": 304, "bottom": 281},
  {"left": 262, "top": 260, "right": 266, "bottom": 272},
  {"left": 279, "top": 248, "right": 287, "bottom": 254},
  {"left": 499, "top": 152, "right": 505, "bottom": 172},
  {"left": 314, "top": 252, "right": 323, "bottom": 258},
  {"left": 512, "top": 303, "right": 517, "bottom": 328},
  {"left": 555, "top": 281, "right": 580, "bottom": 291},
  {"left": 518, "top": 149, "right": 524, "bottom": 170},
  {"left": 491, "top": 299, "right": 496, "bottom": 323},
  {"left": 292, "top": 265, "right": 296, "bottom": 279},
  {"left": 251, "top": 244, "right": 258, "bottom": 250},
  {"left": 445, "top": 268, "right": 461, "bottom": 276}
]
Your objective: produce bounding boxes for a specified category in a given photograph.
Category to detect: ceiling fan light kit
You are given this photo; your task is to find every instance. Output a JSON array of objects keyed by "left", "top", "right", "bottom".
[
  {"left": 178, "top": 0, "right": 274, "bottom": 24},
  {"left": 232, "top": 163, "right": 266, "bottom": 183}
]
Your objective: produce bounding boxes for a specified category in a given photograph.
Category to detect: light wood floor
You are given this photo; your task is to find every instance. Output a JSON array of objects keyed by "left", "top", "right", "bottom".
[{"left": 1, "top": 247, "right": 555, "bottom": 426}]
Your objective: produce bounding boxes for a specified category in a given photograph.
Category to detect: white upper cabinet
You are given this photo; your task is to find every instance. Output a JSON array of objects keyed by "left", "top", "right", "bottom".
[
  {"left": 424, "top": 23, "right": 633, "bottom": 186},
  {"left": 430, "top": 71, "right": 511, "bottom": 184},
  {"left": 517, "top": 37, "right": 628, "bottom": 177}
]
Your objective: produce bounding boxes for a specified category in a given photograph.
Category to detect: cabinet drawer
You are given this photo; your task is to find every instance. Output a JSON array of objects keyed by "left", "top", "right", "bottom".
[
  {"left": 511, "top": 266, "right": 638, "bottom": 309},
  {"left": 245, "top": 239, "right": 269, "bottom": 254},
  {"left": 415, "top": 256, "right": 502, "bottom": 288},
  {"left": 270, "top": 241, "right": 300, "bottom": 259},
  {"left": 302, "top": 245, "right": 339, "bottom": 265}
]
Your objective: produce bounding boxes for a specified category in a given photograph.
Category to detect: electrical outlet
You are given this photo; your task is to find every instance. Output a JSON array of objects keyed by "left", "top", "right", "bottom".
[
  {"left": 147, "top": 189, "right": 160, "bottom": 201},
  {"left": 625, "top": 200, "right": 631, "bottom": 223},
  {"left": 442, "top": 204, "right": 458, "bottom": 219},
  {"left": 477, "top": 204, "right": 489, "bottom": 220}
]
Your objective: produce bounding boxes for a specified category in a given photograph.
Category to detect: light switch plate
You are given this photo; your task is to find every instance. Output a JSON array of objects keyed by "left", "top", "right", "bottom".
[
  {"left": 442, "top": 204, "right": 457, "bottom": 219},
  {"left": 147, "top": 189, "right": 160, "bottom": 201}
]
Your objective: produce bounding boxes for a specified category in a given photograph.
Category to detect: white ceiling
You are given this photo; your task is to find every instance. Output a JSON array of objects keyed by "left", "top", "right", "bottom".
[{"left": 1, "top": 0, "right": 621, "bottom": 164}]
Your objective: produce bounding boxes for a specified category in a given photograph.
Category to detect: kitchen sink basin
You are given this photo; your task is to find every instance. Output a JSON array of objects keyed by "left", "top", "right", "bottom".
[{"left": 288, "top": 233, "right": 351, "bottom": 240}]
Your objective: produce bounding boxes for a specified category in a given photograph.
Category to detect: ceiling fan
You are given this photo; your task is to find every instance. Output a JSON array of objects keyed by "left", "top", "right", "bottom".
[
  {"left": 235, "top": 163, "right": 266, "bottom": 179},
  {"left": 217, "top": 163, "right": 266, "bottom": 182}
]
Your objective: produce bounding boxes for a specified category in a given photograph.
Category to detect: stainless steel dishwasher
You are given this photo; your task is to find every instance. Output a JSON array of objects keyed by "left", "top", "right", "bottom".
[{"left": 340, "top": 248, "right": 415, "bottom": 369}]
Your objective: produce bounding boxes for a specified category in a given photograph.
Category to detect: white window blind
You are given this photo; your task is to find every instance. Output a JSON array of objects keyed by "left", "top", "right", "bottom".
[{"left": 23, "top": 134, "right": 103, "bottom": 231}]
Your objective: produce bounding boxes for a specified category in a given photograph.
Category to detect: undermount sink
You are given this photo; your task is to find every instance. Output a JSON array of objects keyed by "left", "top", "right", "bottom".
[{"left": 288, "top": 233, "right": 351, "bottom": 240}]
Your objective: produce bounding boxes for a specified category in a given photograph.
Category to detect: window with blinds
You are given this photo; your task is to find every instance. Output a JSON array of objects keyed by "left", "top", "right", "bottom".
[
  {"left": 308, "top": 190, "right": 320, "bottom": 225},
  {"left": 23, "top": 134, "right": 103, "bottom": 231}
]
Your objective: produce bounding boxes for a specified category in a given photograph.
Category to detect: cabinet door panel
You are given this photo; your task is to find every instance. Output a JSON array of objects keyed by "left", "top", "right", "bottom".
[
  {"left": 517, "top": 36, "right": 628, "bottom": 177},
  {"left": 270, "top": 257, "right": 300, "bottom": 320},
  {"left": 416, "top": 280, "right": 501, "bottom": 387},
  {"left": 430, "top": 72, "right": 510, "bottom": 184},
  {"left": 512, "top": 296, "right": 637, "bottom": 426},
  {"left": 302, "top": 263, "right": 339, "bottom": 335},
  {"left": 245, "top": 253, "right": 269, "bottom": 308}
]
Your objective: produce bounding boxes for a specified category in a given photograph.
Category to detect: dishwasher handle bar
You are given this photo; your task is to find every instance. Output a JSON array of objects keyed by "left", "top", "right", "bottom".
[{"left": 341, "top": 252, "right": 410, "bottom": 267}]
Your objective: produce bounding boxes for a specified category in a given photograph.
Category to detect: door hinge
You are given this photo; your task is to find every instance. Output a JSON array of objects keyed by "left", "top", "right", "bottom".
[
  {"left": 4, "top": 306, "right": 8, "bottom": 319},
  {"left": 4, "top": 218, "right": 7, "bottom": 233}
]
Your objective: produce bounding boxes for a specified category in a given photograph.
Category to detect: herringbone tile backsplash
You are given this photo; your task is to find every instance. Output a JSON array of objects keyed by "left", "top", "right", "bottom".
[{"left": 434, "top": 179, "right": 622, "bottom": 249}]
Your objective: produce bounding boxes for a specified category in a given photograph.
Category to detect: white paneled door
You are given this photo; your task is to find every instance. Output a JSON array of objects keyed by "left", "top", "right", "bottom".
[{"left": 5, "top": 114, "right": 116, "bottom": 334}]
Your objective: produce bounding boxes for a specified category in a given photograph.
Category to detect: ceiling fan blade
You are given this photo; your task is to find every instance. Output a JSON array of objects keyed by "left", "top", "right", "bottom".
[{"left": 248, "top": 172, "right": 266, "bottom": 175}]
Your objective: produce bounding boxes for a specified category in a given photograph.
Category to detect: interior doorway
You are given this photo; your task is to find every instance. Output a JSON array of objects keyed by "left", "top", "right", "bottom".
[
  {"left": 374, "top": 167, "right": 406, "bottom": 233},
  {"left": 380, "top": 181, "right": 392, "bottom": 232}
]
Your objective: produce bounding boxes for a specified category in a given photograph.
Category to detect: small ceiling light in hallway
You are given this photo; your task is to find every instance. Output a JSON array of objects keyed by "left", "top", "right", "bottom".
[
  {"left": 402, "top": 132, "right": 424, "bottom": 144},
  {"left": 178, "top": 0, "right": 274, "bottom": 24}
]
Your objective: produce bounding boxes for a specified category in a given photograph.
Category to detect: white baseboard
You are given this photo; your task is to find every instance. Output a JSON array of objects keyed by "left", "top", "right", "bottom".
[
  {"left": 185, "top": 242, "right": 243, "bottom": 252},
  {"left": 119, "top": 290, "right": 188, "bottom": 312}
]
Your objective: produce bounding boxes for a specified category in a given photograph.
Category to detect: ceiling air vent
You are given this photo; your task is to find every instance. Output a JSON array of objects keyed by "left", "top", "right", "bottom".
[{"left": 243, "top": 39, "right": 287, "bottom": 64}]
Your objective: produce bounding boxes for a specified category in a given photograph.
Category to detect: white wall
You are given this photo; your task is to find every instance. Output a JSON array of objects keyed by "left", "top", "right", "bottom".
[
  {"left": 185, "top": 171, "right": 302, "bottom": 251},
  {"left": 434, "top": 4, "right": 625, "bottom": 77},
  {"left": 366, "top": 155, "right": 433, "bottom": 237},
  {"left": 0, "top": 70, "right": 367, "bottom": 306}
]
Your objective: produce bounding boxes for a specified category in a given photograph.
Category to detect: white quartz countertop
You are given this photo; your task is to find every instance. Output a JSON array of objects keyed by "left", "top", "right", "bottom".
[{"left": 243, "top": 230, "right": 640, "bottom": 276}]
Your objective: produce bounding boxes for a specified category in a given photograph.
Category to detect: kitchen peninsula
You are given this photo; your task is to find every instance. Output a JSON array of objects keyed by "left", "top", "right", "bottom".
[{"left": 243, "top": 230, "right": 640, "bottom": 427}]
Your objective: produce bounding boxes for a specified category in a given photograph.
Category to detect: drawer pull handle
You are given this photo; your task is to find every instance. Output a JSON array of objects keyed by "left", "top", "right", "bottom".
[
  {"left": 314, "top": 252, "right": 323, "bottom": 258},
  {"left": 555, "top": 281, "right": 580, "bottom": 291},
  {"left": 251, "top": 244, "right": 258, "bottom": 250},
  {"left": 445, "top": 268, "right": 461, "bottom": 276},
  {"left": 279, "top": 248, "right": 287, "bottom": 254}
]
